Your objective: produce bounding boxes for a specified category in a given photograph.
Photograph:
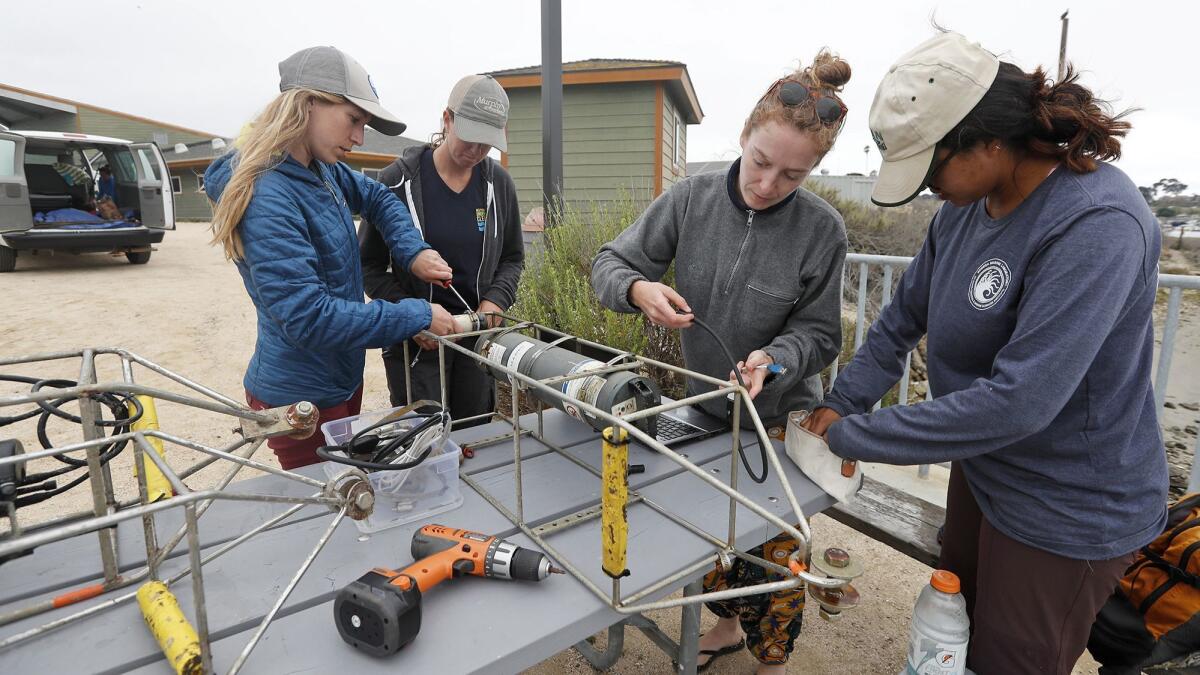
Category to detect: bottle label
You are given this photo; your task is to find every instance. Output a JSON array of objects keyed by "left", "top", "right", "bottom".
[{"left": 905, "top": 636, "right": 967, "bottom": 674}]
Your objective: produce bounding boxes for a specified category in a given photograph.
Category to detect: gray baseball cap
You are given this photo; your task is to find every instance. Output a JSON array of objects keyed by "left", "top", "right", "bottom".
[
  {"left": 278, "top": 46, "right": 407, "bottom": 136},
  {"left": 447, "top": 75, "right": 509, "bottom": 151}
]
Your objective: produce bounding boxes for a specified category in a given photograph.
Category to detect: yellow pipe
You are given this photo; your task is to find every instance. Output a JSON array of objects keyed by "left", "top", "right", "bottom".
[
  {"left": 601, "top": 426, "right": 630, "bottom": 579},
  {"left": 128, "top": 395, "right": 172, "bottom": 502},
  {"left": 136, "top": 581, "right": 202, "bottom": 675}
]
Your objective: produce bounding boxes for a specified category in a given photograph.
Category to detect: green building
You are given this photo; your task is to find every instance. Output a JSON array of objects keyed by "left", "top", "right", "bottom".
[
  {"left": 487, "top": 59, "right": 704, "bottom": 219},
  {"left": 0, "top": 83, "right": 422, "bottom": 221}
]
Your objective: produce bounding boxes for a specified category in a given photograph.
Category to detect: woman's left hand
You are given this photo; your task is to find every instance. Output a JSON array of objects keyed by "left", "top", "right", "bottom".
[
  {"left": 477, "top": 300, "right": 504, "bottom": 328},
  {"left": 730, "top": 350, "right": 773, "bottom": 400},
  {"left": 801, "top": 407, "right": 842, "bottom": 440}
]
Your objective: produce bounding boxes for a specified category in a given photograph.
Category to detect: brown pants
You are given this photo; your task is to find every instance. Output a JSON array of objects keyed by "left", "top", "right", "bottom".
[
  {"left": 245, "top": 387, "right": 363, "bottom": 470},
  {"left": 939, "top": 463, "right": 1132, "bottom": 674}
]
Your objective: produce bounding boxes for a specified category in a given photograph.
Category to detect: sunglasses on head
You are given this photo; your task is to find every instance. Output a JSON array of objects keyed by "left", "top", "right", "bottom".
[{"left": 763, "top": 79, "right": 847, "bottom": 127}]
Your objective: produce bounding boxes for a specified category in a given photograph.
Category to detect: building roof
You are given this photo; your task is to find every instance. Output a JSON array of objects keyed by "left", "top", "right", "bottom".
[
  {"left": 487, "top": 58, "right": 685, "bottom": 77},
  {"left": 0, "top": 82, "right": 222, "bottom": 139},
  {"left": 164, "top": 128, "right": 424, "bottom": 169},
  {"left": 686, "top": 160, "right": 733, "bottom": 176},
  {"left": 359, "top": 128, "right": 425, "bottom": 157},
  {"left": 486, "top": 58, "right": 703, "bottom": 125}
]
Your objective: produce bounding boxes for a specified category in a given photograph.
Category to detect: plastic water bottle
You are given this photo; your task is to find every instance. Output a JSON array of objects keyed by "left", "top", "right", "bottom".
[{"left": 901, "top": 570, "right": 970, "bottom": 675}]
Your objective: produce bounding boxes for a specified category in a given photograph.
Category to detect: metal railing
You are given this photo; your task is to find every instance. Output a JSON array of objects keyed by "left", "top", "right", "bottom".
[{"left": 834, "top": 253, "right": 1200, "bottom": 490}]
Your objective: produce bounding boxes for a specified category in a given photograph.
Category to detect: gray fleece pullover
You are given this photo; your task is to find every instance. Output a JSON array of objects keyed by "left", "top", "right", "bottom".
[{"left": 591, "top": 159, "right": 847, "bottom": 426}]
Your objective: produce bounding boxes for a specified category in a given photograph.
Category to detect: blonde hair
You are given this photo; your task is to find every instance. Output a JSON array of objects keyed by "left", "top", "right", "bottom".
[
  {"left": 209, "top": 88, "right": 342, "bottom": 260},
  {"left": 741, "top": 49, "right": 852, "bottom": 159}
]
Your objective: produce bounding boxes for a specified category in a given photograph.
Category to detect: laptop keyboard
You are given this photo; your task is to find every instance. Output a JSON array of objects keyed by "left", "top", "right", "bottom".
[{"left": 656, "top": 415, "right": 705, "bottom": 442}]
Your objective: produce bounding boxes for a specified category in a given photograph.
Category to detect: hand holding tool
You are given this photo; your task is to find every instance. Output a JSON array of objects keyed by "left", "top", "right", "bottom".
[{"left": 334, "top": 524, "right": 563, "bottom": 656}]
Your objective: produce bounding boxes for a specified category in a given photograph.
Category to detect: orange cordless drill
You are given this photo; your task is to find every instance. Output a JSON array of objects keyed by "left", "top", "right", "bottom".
[{"left": 334, "top": 524, "right": 563, "bottom": 656}]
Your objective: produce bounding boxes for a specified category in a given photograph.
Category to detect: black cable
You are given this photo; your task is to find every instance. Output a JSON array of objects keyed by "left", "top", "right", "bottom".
[
  {"left": 316, "top": 409, "right": 448, "bottom": 472},
  {"left": 0, "top": 374, "right": 46, "bottom": 427},
  {"left": 0, "top": 374, "right": 139, "bottom": 505},
  {"left": 15, "top": 471, "right": 90, "bottom": 508},
  {"left": 684, "top": 315, "right": 770, "bottom": 484},
  {"left": 36, "top": 390, "right": 140, "bottom": 467},
  {"left": 315, "top": 444, "right": 434, "bottom": 473}
]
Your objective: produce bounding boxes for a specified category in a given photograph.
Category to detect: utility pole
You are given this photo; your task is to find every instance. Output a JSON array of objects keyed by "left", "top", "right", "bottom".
[
  {"left": 541, "top": 0, "right": 564, "bottom": 227},
  {"left": 863, "top": 145, "right": 870, "bottom": 174},
  {"left": 1058, "top": 10, "right": 1070, "bottom": 81}
]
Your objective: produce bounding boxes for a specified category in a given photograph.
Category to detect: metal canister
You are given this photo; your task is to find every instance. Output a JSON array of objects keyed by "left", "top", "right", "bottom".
[{"left": 476, "top": 333, "right": 661, "bottom": 436}]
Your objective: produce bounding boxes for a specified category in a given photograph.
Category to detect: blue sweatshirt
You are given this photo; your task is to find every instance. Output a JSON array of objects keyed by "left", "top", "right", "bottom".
[
  {"left": 205, "top": 153, "right": 432, "bottom": 409},
  {"left": 823, "top": 163, "right": 1168, "bottom": 560}
]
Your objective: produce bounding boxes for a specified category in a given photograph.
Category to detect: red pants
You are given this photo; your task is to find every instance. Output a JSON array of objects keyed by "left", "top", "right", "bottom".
[{"left": 245, "top": 388, "right": 363, "bottom": 470}]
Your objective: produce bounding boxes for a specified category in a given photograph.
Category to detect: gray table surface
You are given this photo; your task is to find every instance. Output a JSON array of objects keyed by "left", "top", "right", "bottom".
[{"left": 0, "top": 410, "right": 833, "bottom": 674}]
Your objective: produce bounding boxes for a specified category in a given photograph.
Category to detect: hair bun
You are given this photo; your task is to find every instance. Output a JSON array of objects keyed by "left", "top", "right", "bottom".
[{"left": 807, "top": 50, "right": 852, "bottom": 90}]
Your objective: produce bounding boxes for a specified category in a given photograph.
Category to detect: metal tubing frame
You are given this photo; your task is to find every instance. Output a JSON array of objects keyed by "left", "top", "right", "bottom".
[
  {"left": 0, "top": 348, "right": 367, "bottom": 673},
  {"left": 426, "top": 318, "right": 844, "bottom": 622}
]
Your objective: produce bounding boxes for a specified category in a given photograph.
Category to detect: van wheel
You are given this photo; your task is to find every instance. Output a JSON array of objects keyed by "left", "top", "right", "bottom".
[
  {"left": 126, "top": 250, "right": 151, "bottom": 265},
  {"left": 0, "top": 246, "right": 15, "bottom": 273}
]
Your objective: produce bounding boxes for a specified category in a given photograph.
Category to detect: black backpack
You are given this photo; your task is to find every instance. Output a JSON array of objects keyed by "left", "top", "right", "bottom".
[{"left": 1089, "top": 493, "right": 1200, "bottom": 673}]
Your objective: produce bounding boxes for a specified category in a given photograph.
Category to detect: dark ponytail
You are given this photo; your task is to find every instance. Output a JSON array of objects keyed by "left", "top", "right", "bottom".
[{"left": 942, "top": 62, "right": 1133, "bottom": 173}]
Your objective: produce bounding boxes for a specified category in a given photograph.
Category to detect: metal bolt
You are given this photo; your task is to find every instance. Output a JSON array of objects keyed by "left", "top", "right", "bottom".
[
  {"left": 819, "top": 606, "right": 841, "bottom": 622},
  {"left": 824, "top": 547, "right": 850, "bottom": 568},
  {"left": 354, "top": 491, "right": 375, "bottom": 512},
  {"left": 295, "top": 401, "right": 314, "bottom": 416}
]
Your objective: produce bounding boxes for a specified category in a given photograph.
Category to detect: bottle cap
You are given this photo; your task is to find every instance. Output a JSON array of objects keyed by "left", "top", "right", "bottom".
[{"left": 930, "top": 569, "right": 960, "bottom": 594}]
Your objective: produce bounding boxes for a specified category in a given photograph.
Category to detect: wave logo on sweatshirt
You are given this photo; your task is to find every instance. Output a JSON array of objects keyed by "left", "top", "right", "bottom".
[{"left": 969, "top": 258, "right": 1011, "bottom": 310}]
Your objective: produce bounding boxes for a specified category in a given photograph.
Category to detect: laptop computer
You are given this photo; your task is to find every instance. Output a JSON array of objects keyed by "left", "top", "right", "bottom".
[{"left": 654, "top": 398, "right": 729, "bottom": 447}]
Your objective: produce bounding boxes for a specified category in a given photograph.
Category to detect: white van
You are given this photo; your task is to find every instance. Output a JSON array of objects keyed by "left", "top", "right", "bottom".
[{"left": 0, "top": 130, "right": 175, "bottom": 272}]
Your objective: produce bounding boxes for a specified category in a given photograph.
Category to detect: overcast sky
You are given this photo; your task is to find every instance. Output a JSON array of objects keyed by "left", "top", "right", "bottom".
[{"left": 4, "top": 0, "right": 1197, "bottom": 193}]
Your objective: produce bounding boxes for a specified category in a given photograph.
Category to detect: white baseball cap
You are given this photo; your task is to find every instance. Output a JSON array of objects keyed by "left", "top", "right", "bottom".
[
  {"left": 868, "top": 32, "right": 999, "bottom": 206},
  {"left": 279, "top": 46, "right": 407, "bottom": 136}
]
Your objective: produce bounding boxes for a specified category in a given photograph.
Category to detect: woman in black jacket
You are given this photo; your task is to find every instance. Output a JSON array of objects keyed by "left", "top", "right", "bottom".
[{"left": 360, "top": 74, "right": 524, "bottom": 426}]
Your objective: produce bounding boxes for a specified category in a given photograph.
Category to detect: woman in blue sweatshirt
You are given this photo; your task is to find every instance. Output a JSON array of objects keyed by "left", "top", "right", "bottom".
[
  {"left": 206, "top": 46, "right": 457, "bottom": 469},
  {"left": 804, "top": 32, "right": 1168, "bottom": 673}
]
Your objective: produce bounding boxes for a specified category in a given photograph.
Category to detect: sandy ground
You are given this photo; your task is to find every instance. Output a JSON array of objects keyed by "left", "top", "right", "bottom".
[{"left": 2, "top": 222, "right": 1197, "bottom": 673}]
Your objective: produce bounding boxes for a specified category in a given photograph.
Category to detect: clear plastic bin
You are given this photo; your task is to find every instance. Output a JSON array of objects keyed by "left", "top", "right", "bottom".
[{"left": 321, "top": 406, "right": 464, "bottom": 534}]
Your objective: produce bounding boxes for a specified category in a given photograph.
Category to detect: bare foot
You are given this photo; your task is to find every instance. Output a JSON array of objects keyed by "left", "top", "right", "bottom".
[{"left": 697, "top": 616, "right": 744, "bottom": 668}]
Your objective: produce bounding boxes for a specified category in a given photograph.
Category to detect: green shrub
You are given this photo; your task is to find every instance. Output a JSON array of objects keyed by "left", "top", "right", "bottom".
[{"left": 513, "top": 195, "right": 687, "bottom": 397}]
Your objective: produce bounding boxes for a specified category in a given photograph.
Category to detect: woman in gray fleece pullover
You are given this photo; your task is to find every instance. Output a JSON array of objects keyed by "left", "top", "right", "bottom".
[
  {"left": 592, "top": 52, "right": 850, "bottom": 673},
  {"left": 804, "top": 33, "right": 1168, "bottom": 674}
]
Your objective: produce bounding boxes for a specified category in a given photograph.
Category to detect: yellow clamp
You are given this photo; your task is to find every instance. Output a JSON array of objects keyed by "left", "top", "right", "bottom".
[
  {"left": 601, "top": 426, "right": 630, "bottom": 579},
  {"left": 128, "top": 395, "right": 172, "bottom": 502},
  {"left": 137, "top": 581, "right": 202, "bottom": 675}
]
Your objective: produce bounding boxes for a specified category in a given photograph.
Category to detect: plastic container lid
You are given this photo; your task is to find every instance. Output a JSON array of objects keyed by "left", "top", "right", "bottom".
[{"left": 930, "top": 569, "right": 961, "bottom": 594}]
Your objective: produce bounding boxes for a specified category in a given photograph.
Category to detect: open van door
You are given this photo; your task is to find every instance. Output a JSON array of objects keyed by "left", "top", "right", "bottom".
[
  {"left": 131, "top": 142, "right": 175, "bottom": 230},
  {"left": 0, "top": 131, "right": 33, "bottom": 234}
]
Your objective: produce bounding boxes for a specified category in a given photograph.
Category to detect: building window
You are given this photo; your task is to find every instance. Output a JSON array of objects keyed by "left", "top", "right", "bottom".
[
  {"left": 170, "top": 175, "right": 182, "bottom": 194},
  {"left": 362, "top": 168, "right": 382, "bottom": 181},
  {"left": 674, "top": 114, "right": 685, "bottom": 169},
  {"left": 196, "top": 174, "right": 205, "bottom": 193}
]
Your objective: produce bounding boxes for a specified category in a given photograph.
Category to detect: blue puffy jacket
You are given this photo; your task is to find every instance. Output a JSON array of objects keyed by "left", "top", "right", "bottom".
[{"left": 206, "top": 153, "right": 432, "bottom": 409}]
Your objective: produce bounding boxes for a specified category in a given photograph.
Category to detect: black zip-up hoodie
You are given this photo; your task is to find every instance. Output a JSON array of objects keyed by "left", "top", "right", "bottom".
[{"left": 359, "top": 144, "right": 524, "bottom": 313}]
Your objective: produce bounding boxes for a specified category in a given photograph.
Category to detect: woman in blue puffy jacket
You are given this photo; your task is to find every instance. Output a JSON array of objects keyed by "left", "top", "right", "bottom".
[{"left": 206, "top": 46, "right": 456, "bottom": 469}]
